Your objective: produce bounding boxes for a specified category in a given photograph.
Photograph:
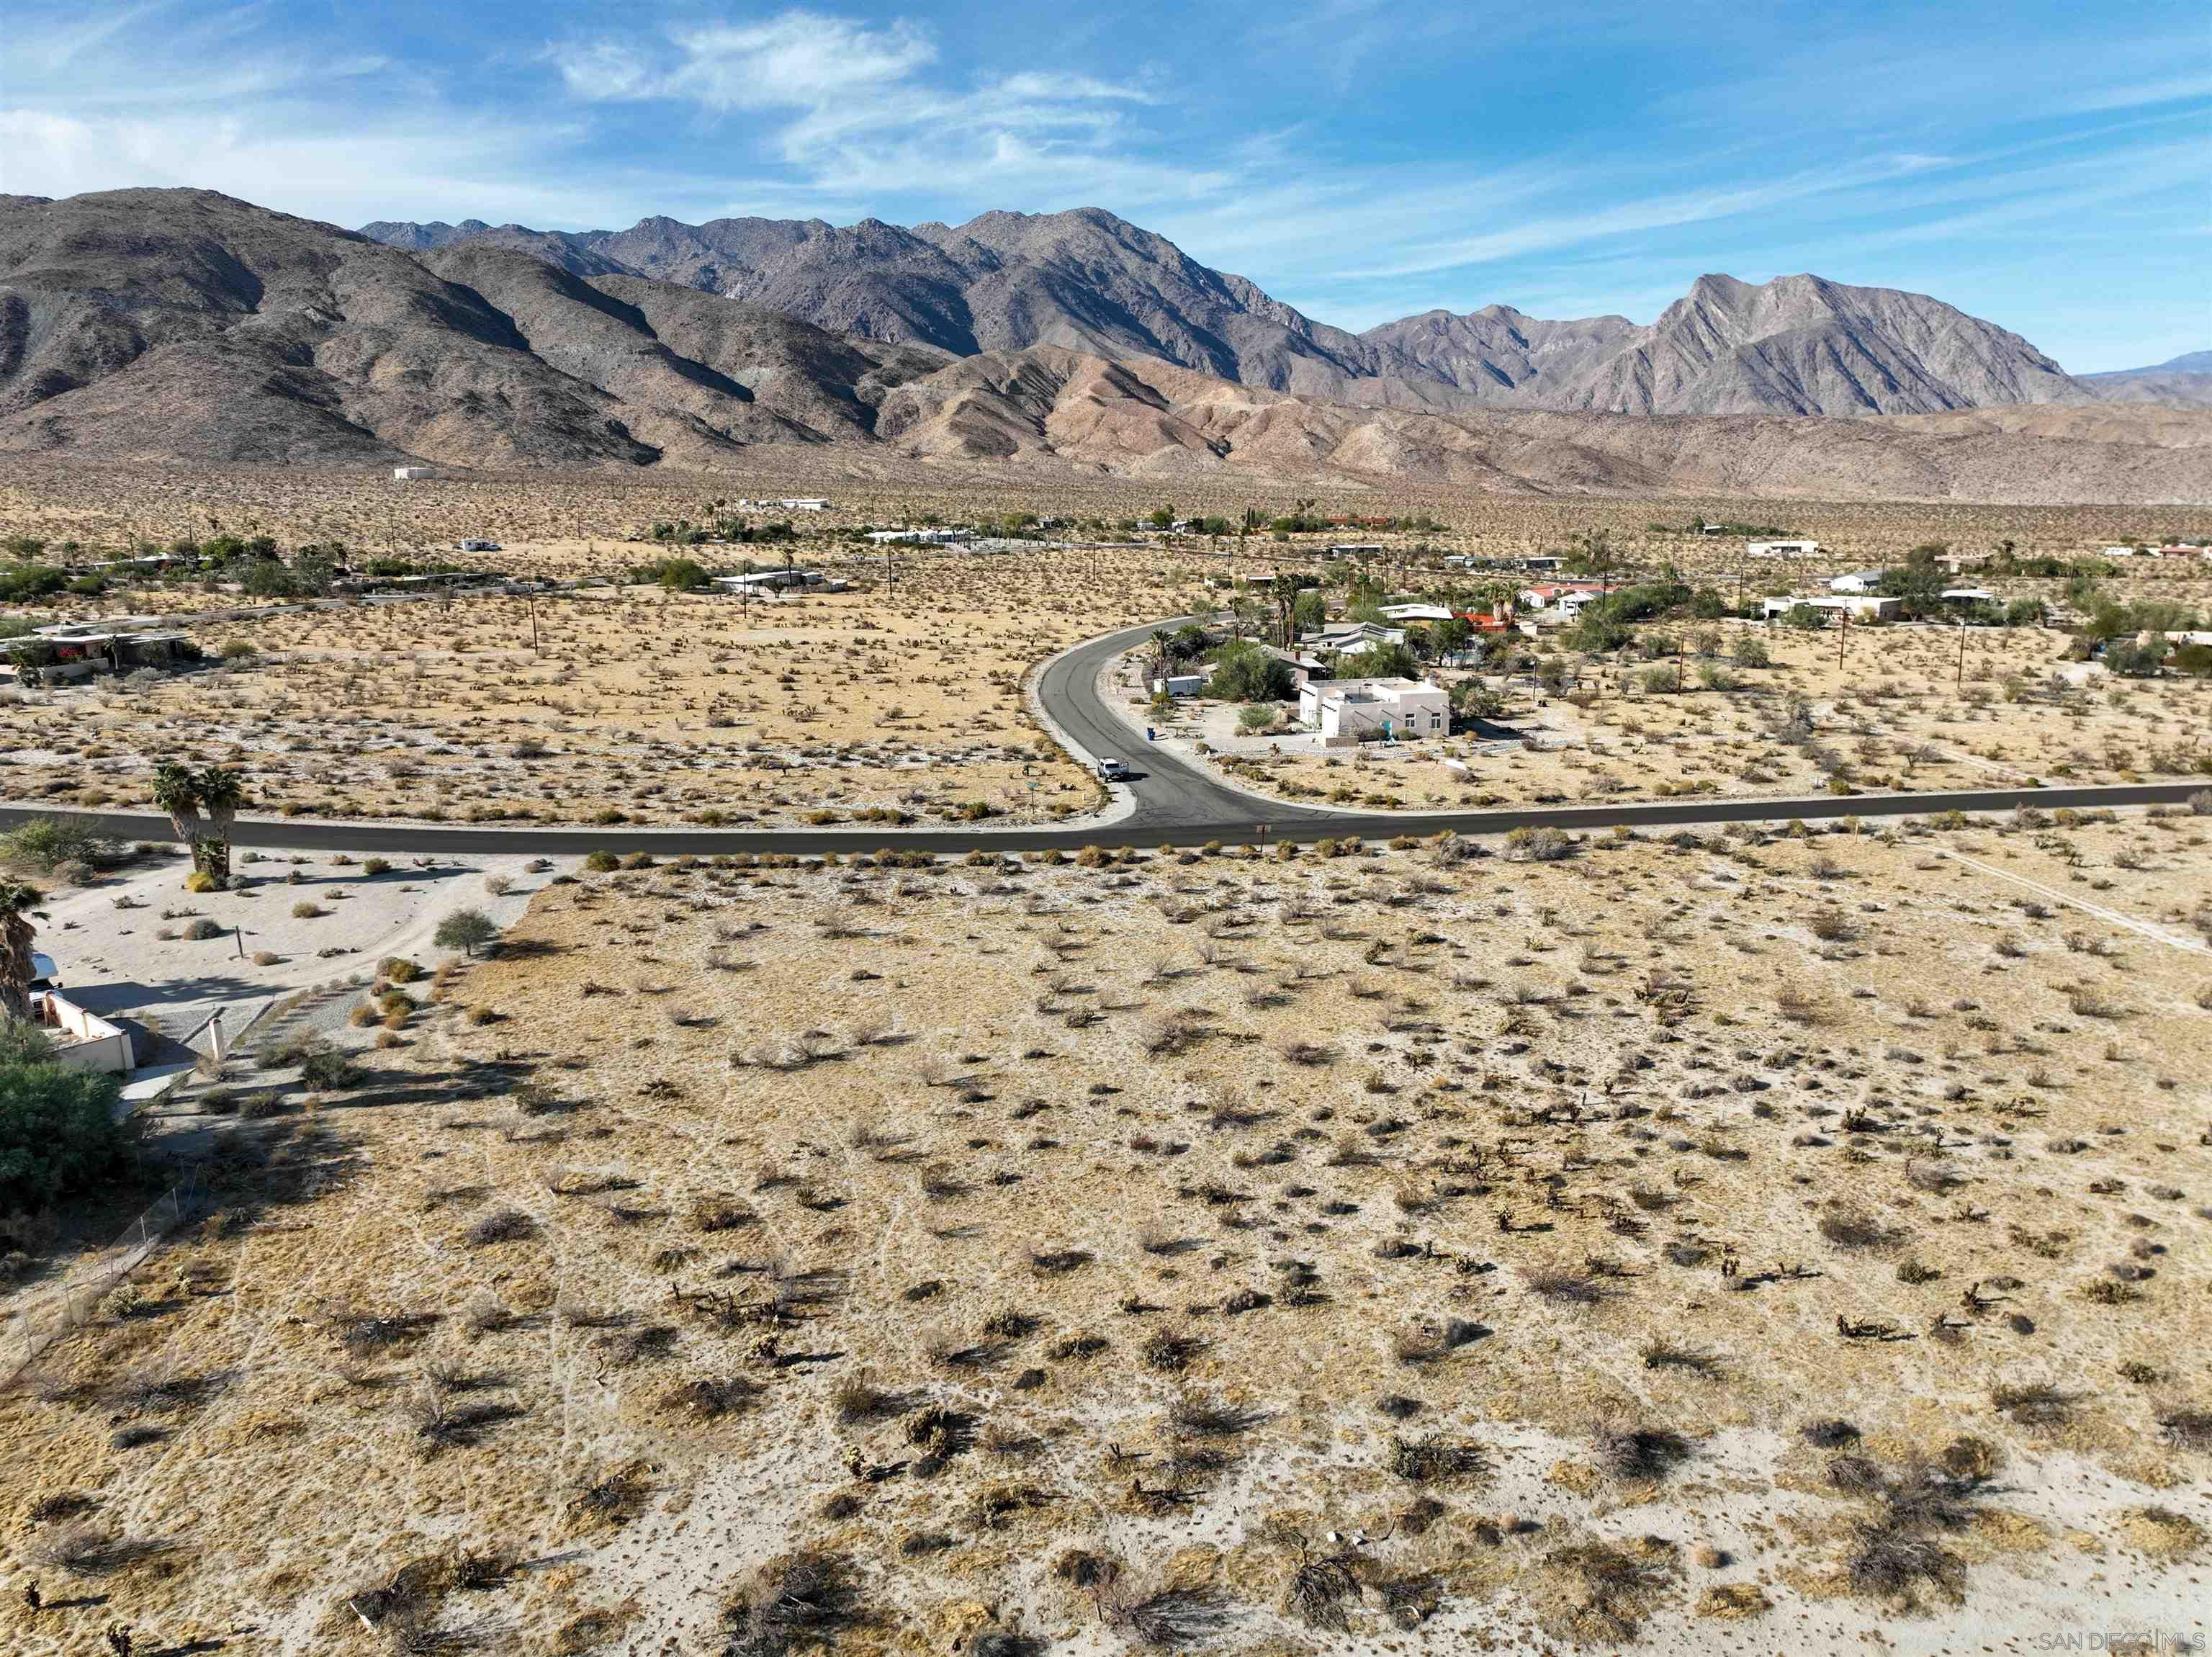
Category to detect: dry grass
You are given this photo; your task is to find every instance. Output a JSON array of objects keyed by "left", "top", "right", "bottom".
[{"left": 0, "top": 809, "right": 2207, "bottom": 1649}]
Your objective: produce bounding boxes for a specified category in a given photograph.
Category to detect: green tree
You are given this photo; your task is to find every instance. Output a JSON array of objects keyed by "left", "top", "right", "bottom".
[
  {"left": 435, "top": 907, "right": 500, "bottom": 958},
  {"left": 292, "top": 549, "right": 337, "bottom": 598},
  {"left": 1432, "top": 616, "right": 1472, "bottom": 664},
  {"left": 1349, "top": 641, "right": 1419, "bottom": 681},
  {"left": 0, "top": 1023, "right": 132, "bottom": 1211},
  {"left": 1205, "top": 639, "right": 1295, "bottom": 702},
  {"left": 1455, "top": 680, "right": 1506, "bottom": 720},
  {"left": 240, "top": 557, "right": 295, "bottom": 598},
  {"left": 1876, "top": 545, "right": 1949, "bottom": 618}
]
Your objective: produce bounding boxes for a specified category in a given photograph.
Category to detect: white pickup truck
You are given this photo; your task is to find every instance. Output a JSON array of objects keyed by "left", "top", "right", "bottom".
[{"left": 1096, "top": 757, "right": 1131, "bottom": 782}]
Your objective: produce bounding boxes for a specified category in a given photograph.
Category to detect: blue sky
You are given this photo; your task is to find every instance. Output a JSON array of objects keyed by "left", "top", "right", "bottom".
[{"left": 5, "top": 1, "right": 2207, "bottom": 370}]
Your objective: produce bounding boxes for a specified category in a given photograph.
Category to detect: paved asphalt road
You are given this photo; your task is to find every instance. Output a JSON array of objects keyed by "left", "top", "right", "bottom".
[{"left": 4, "top": 615, "right": 2204, "bottom": 854}]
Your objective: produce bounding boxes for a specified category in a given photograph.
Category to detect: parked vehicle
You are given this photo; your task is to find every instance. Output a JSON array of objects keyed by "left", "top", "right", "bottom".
[{"left": 1096, "top": 757, "right": 1130, "bottom": 781}]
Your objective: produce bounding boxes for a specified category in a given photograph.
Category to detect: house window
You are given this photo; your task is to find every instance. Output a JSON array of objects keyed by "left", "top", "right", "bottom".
[{"left": 1429, "top": 711, "right": 1442, "bottom": 730}]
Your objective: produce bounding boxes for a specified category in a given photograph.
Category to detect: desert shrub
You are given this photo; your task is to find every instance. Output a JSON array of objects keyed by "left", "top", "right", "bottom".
[
  {"left": 1503, "top": 826, "right": 1573, "bottom": 862},
  {"left": 583, "top": 849, "right": 620, "bottom": 872},
  {"left": 1, "top": 815, "right": 120, "bottom": 876},
  {"left": 721, "top": 1552, "right": 859, "bottom": 1653},
  {"left": 361, "top": 857, "right": 392, "bottom": 876},
  {"left": 1389, "top": 1434, "right": 1490, "bottom": 1483},
  {"left": 2158, "top": 1409, "right": 2212, "bottom": 1452},
  {"left": 291, "top": 900, "right": 325, "bottom": 920},
  {"left": 1846, "top": 1523, "right": 1966, "bottom": 1606},
  {"left": 382, "top": 956, "right": 422, "bottom": 983},
  {"left": 184, "top": 870, "right": 217, "bottom": 893},
  {"left": 1593, "top": 1419, "right": 1694, "bottom": 1480},
  {"left": 464, "top": 1208, "right": 537, "bottom": 1247},
  {"left": 1819, "top": 1207, "right": 1898, "bottom": 1249},
  {"left": 299, "top": 1046, "right": 367, "bottom": 1091},
  {"left": 184, "top": 917, "right": 225, "bottom": 940}
]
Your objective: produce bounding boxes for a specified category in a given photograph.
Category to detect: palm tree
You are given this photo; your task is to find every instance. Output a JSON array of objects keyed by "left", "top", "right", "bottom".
[
  {"left": 1269, "top": 572, "right": 1305, "bottom": 649},
  {"left": 1149, "top": 629, "right": 1173, "bottom": 693},
  {"left": 152, "top": 763, "right": 205, "bottom": 881},
  {"left": 1576, "top": 527, "right": 1613, "bottom": 596},
  {"left": 1, "top": 881, "right": 40, "bottom": 1025},
  {"left": 196, "top": 765, "right": 247, "bottom": 888}
]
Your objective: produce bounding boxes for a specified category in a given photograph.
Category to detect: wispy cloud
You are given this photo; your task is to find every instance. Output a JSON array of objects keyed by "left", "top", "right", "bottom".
[{"left": 556, "top": 13, "right": 938, "bottom": 109}]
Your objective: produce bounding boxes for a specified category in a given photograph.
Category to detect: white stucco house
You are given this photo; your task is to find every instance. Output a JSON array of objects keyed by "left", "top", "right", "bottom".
[
  {"left": 1829, "top": 570, "right": 1889, "bottom": 593},
  {"left": 1748, "top": 539, "right": 1821, "bottom": 558},
  {"left": 1759, "top": 594, "right": 1902, "bottom": 622},
  {"left": 1298, "top": 677, "right": 1449, "bottom": 740}
]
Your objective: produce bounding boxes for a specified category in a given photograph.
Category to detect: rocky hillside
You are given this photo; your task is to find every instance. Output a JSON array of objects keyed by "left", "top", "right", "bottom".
[
  {"left": 367, "top": 208, "right": 2116, "bottom": 417},
  {"left": 2080, "top": 351, "right": 2212, "bottom": 409},
  {"left": 871, "top": 346, "right": 2212, "bottom": 502},
  {"left": 1356, "top": 274, "right": 2090, "bottom": 415},
  {"left": 1, "top": 189, "right": 950, "bottom": 468},
  {"left": 7, "top": 189, "right": 2207, "bottom": 501}
]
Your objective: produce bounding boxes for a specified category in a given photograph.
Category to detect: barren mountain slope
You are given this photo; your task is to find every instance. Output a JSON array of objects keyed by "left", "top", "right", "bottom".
[
  {"left": 0, "top": 189, "right": 660, "bottom": 467},
  {"left": 366, "top": 207, "right": 2121, "bottom": 416},
  {"left": 869, "top": 345, "right": 2212, "bottom": 500},
  {"left": 2080, "top": 351, "right": 2212, "bottom": 410},
  {"left": 1362, "top": 275, "right": 2091, "bottom": 416},
  {"left": 0, "top": 191, "right": 951, "bottom": 469}
]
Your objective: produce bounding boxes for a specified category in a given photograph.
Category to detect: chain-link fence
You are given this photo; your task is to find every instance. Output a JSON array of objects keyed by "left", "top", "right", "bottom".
[{"left": 1, "top": 1172, "right": 201, "bottom": 1388}]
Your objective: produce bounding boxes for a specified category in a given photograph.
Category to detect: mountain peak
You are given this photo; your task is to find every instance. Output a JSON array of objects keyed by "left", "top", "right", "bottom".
[{"left": 346, "top": 207, "right": 2100, "bottom": 416}]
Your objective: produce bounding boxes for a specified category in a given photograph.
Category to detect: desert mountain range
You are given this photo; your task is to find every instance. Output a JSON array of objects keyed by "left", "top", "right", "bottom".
[
  {"left": 365, "top": 205, "right": 2118, "bottom": 418},
  {"left": 4, "top": 189, "right": 2206, "bottom": 500}
]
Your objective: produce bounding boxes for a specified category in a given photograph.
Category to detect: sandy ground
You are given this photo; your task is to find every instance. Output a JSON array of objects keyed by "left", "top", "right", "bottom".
[
  {"left": 0, "top": 548, "right": 1205, "bottom": 829},
  {"left": 32, "top": 843, "right": 563, "bottom": 1051},
  {"left": 2, "top": 807, "right": 2206, "bottom": 1654}
]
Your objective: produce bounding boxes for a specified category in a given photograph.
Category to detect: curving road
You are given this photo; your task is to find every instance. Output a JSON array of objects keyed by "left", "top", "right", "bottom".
[{"left": 2, "top": 616, "right": 2204, "bottom": 855}]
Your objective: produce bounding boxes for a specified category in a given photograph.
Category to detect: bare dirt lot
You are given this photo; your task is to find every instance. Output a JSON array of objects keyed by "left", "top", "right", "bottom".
[
  {"left": 4, "top": 807, "right": 2206, "bottom": 1654},
  {"left": 0, "top": 549, "right": 1209, "bottom": 828}
]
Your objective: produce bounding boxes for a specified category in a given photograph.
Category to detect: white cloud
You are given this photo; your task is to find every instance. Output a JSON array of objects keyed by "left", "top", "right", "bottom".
[
  {"left": 0, "top": 107, "right": 635, "bottom": 230},
  {"left": 555, "top": 12, "right": 936, "bottom": 110}
]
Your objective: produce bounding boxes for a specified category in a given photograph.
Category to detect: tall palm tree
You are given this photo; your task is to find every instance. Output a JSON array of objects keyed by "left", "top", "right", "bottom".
[
  {"left": 151, "top": 763, "right": 205, "bottom": 881},
  {"left": 1269, "top": 572, "right": 1304, "bottom": 650},
  {"left": 0, "top": 881, "right": 40, "bottom": 1025},
  {"left": 1149, "top": 629, "right": 1173, "bottom": 692},
  {"left": 196, "top": 765, "right": 247, "bottom": 889}
]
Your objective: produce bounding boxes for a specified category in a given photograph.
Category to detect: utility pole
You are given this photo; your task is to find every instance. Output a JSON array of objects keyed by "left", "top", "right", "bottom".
[
  {"left": 1956, "top": 619, "right": 1966, "bottom": 691},
  {"left": 1676, "top": 628, "right": 1685, "bottom": 695},
  {"left": 529, "top": 595, "right": 539, "bottom": 657},
  {"left": 1838, "top": 609, "right": 1847, "bottom": 670},
  {"left": 742, "top": 558, "right": 752, "bottom": 628}
]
